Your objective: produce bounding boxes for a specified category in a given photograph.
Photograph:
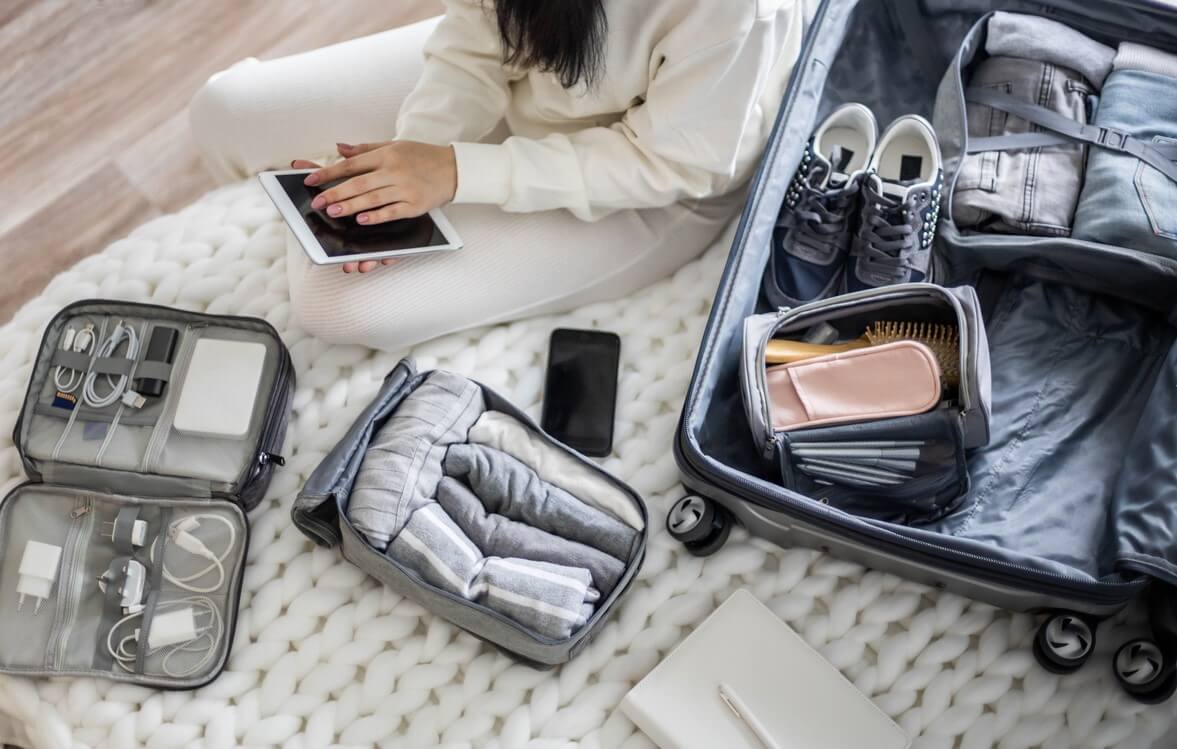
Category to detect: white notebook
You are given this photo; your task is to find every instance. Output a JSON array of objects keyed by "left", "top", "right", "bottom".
[{"left": 621, "top": 589, "right": 910, "bottom": 749}]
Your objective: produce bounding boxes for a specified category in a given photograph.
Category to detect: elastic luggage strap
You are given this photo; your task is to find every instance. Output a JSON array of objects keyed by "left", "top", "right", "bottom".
[{"left": 964, "top": 87, "right": 1177, "bottom": 184}]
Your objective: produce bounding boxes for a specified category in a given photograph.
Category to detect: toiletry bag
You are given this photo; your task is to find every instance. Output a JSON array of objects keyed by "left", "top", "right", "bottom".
[
  {"left": 292, "top": 359, "right": 648, "bottom": 667},
  {"left": 2, "top": 299, "right": 294, "bottom": 688},
  {"left": 740, "top": 283, "right": 991, "bottom": 523}
]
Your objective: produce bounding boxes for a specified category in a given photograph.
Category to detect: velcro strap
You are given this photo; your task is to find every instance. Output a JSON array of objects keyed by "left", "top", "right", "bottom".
[
  {"left": 51, "top": 348, "right": 94, "bottom": 372},
  {"left": 91, "top": 356, "right": 135, "bottom": 377},
  {"left": 132, "top": 360, "right": 173, "bottom": 384},
  {"left": 112, "top": 507, "right": 141, "bottom": 554},
  {"left": 965, "top": 87, "right": 1177, "bottom": 184}
]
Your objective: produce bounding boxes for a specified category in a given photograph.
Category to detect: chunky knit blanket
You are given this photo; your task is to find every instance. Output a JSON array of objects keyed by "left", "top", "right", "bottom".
[{"left": 0, "top": 181, "right": 1174, "bottom": 749}]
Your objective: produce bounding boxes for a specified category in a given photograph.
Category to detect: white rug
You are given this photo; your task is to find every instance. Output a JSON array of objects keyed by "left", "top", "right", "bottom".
[{"left": 1, "top": 180, "right": 1174, "bottom": 749}]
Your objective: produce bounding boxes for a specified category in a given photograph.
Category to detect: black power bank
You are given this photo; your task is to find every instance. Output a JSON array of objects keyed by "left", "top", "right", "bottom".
[{"left": 134, "top": 326, "right": 180, "bottom": 398}]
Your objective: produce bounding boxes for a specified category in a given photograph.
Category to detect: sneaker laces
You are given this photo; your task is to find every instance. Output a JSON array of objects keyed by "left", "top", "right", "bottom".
[
  {"left": 781, "top": 171, "right": 858, "bottom": 253},
  {"left": 853, "top": 180, "right": 920, "bottom": 280}
]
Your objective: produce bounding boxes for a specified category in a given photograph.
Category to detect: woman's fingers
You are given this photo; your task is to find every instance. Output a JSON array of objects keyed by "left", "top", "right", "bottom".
[
  {"left": 341, "top": 261, "right": 359, "bottom": 273},
  {"left": 357, "top": 201, "right": 419, "bottom": 225},
  {"left": 337, "top": 142, "right": 385, "bottom": 156},
  {"left": 305, "top": 150, "right": 383, "bottom": 187},
  {"left": 315, "top": 177, "right": 396, "bottom": 213},
  {"left": 324, "top": 187, "right": 403, "bottom": 219},
  {"left": 290, "top": 159, "right": 321, "bottom": 169},
  {"left": 357, "top": 260, "right": 381, "bottom": 272}
]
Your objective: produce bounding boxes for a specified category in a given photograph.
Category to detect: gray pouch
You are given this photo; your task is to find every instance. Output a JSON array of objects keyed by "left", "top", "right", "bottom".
[
  {"left": 740, "top": 284, "right": 991, "bottom": 523},
  {"left": 2, "top": 300, "right": 295, "bottom": 689},
  {"left": 292, "top": 359, "right": 648, "bottom": 667}
]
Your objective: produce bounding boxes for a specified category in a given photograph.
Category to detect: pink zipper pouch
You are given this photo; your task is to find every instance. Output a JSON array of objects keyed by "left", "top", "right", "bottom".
[{"left": 766, "top": 340, "right": 942, "bottom": 432}]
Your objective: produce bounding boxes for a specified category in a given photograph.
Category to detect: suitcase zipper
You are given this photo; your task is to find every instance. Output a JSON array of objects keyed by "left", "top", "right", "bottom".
[{"left": 46, "top": 497, "right": 94, "bottom": 671}]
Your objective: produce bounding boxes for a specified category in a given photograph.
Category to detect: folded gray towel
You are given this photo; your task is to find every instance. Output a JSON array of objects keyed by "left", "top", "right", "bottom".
[
  {"left": 436, "top": 477, "right": 626, "bottom": 595},
  {"left": 444, "top": 443, "right": 638, "bottom": 560},
  {"left": 388, "top": 502, "right": 597, "bottom": 640},
  {"left": 348, "top": 371, "right": 485, "bottom": 550}
]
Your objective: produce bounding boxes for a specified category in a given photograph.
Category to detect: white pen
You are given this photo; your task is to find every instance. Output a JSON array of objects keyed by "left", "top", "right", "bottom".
[{"left": 718, "top": 681, "right": 781, "bottom": 749}]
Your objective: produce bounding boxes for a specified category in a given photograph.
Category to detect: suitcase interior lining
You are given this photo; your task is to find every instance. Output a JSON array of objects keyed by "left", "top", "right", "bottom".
[{"left": 692, "top": 0, "right": 1177, "bottom": 585}]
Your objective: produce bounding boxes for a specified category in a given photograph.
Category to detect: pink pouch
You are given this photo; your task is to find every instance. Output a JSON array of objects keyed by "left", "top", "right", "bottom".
[{"left": 766, "top": 340, "right": 942, "bottom": 432}]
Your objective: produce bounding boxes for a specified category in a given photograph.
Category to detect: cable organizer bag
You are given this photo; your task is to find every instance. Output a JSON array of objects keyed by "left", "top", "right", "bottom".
[
  {"left": 292, "top": 359, "right": 648, "bottom": 667},
  {"left": 2, "top": 300, "right": 295, "bottom": 689}
]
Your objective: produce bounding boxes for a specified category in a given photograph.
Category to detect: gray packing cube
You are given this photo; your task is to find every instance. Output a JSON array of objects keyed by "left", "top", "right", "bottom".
[
  {"left": 676, "top": 0, "right": 1177, "bottom": 639},
  {"left": 292, "top": 359, "right": 648, "bottom": 667},
  {"left": 740, "top": 283, "right": 991, "bottom": 524},
  {"left": 3, "top": 299, "right": 295, "bottom": 688}
]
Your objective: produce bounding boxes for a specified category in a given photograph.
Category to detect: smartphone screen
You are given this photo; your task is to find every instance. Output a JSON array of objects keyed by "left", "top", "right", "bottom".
[{"left": 541, "top": 329, "right": 621, "bottom": 457}]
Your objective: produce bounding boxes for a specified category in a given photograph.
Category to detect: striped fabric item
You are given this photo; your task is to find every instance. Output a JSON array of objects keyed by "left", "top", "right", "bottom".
[{"left": 389, "top": 503, "right": 598, "bottom": 639}]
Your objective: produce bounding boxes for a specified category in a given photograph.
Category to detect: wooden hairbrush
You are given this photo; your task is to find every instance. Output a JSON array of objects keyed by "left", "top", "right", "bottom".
[{"left": 766, "top": 320, "right": 961, "bottom": 384}]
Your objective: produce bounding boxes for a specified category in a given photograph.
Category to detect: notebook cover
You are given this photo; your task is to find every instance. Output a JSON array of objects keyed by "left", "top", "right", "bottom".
[{"left": 621, "top": 589, "right": 910, "bottom": 749}]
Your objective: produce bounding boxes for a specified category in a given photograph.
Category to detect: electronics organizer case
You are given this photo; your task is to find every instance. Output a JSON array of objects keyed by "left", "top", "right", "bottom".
[
  {"left": 292, "top": 359, "right": 649, "bottom": 667},
  {"left": 676, "top": 0, "right": 1177, "bottom": 622},
  {"left": 2, "top": 300, "right": 294, "bottom": 689}
]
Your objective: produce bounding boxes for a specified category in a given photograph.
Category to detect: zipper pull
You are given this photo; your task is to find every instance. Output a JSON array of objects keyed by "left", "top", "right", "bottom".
[
  {"left": 71, "top": 504, "right": 91, "bottom": 519},
  {"left": 258, "top": 451, "right": 286, "bottom": 468}
]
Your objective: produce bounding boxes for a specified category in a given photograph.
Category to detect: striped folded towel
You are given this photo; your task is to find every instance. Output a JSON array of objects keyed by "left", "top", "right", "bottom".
[{"left": 389, "top": 503, "right": 598, "bottom": 640}]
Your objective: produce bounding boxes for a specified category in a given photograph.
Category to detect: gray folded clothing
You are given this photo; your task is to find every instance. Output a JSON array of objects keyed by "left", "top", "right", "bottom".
[
  {"left": 985, "top": 11, "right": 1115, "bottom": 89},
  {"left": 952, "top": 12, "right": 1116, "bottom": 237},
  {"left": 444, "top": 443, "right": 638, "bottom": 561},
  {"left": 436, "top": 477, "right": 626, "bottom": 595},
  {"left": 348, "top": 371, "right": 485, "bottom": 550},
  {"left": 388, "top": 502, "right": 597, "bottom": 640}
]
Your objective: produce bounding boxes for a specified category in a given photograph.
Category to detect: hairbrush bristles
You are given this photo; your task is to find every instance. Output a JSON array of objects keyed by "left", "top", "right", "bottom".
[{"left": 864, "top": 320, "right": 960, "bottom": 384}]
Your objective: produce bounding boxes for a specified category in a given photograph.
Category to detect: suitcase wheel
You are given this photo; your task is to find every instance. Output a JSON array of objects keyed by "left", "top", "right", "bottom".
[
  {"left": 667, "top": 495, "right": 731, "bottom": 557},
  {"left": 1033, "top": 613, "right": 1096, "bottom": 675},
  {"left": 1113, "top": 638, "right": 1177, "bottom": 704}
]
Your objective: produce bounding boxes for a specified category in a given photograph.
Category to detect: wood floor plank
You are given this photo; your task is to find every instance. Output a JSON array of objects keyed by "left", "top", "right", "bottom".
[{"left": 0, "top": 164, "right": 159, "bottom": 322}]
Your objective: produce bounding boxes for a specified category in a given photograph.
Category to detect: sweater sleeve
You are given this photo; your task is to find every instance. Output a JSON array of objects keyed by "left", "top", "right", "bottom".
[
  {"left": 394, "top": 0, "right": 513, "bottom": 147},
  {"left": 450, "top": 5, "right": 804, "bottom": 221}
]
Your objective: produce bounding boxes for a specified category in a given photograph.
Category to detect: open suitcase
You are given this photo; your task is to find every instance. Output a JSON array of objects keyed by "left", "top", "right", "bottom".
[{"left": 672, "top": 0, "right": 1177, "bottom": 703}]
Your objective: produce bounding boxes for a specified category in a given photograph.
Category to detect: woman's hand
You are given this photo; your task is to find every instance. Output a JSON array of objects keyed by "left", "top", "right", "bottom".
[{"left": 292, "top": 141, "right": 457, "bottom": 273}]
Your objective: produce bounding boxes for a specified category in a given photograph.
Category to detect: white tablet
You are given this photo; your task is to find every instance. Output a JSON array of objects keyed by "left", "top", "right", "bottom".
[{"left": 259, "top": 168, "right": 463, "bottom": 265}]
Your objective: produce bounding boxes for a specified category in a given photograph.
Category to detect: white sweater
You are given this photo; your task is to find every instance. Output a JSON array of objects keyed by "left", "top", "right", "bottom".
[{"left": 394, "top": 0, "right": 808, "bottom": 221}]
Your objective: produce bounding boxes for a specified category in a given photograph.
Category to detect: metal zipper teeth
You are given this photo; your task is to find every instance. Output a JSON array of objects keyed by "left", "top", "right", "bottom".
[
  {"left": 47, "top": 497, "right": 94, "bottom": 670},
  {"left": 755, "top": 285, "right": 977, "bottom": 451},
  {"left": 235, "top": 348, "right": 295, "bottom": 500}
]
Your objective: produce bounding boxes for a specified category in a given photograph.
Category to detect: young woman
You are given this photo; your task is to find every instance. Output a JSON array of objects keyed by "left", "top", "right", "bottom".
[{"left": 190, "top": 0, "right": 811, "bottom": 350}]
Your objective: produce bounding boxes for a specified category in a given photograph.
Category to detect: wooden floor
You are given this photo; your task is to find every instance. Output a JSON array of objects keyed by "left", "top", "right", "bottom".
[{"left": 0, "top": 0, "right": 441, "bottom": 323}]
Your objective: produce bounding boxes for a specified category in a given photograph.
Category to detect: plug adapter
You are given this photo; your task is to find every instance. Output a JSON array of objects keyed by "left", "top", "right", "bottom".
[
  {"left": 18, "top": 541, "right": 63, "bottom": 614},
  {"left": 146, "top": 606, "right": 200, "bottom": 650}
]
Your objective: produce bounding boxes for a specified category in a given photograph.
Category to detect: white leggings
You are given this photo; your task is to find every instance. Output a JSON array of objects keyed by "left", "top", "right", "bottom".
[{"left": 189, "top": 17, "right": 739, "bottom": 351}]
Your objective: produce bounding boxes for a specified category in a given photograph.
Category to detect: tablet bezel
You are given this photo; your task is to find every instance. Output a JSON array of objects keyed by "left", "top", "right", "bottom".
[{"left": 258, "top": 168, "right": 463, "bottom": 264}]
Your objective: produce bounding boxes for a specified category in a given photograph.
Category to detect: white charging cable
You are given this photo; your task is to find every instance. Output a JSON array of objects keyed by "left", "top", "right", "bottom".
[
  {"left": 82, "top": 321, "right": 141, "bottom": 408},
  {"left": 107, "top": 596, "right": 223, "bottom": 678},
  {"left": 53, "top": 324, "right": 96, "bottom": 394},
  {"left": 150, "top": 514, "right": 237, "bottom": 594}
]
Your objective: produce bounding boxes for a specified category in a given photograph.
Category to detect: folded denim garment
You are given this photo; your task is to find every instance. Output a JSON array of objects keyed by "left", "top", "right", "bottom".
[
  {"left": 436, "top": 477, "right": 625, "bottom": 595},
  {"left": 1072, "top": 65, "right": 1177, "bottom": 258},
  {"left": 467, "top": 411, "right": 644, "bottom": 530},
  {"left": 349, "top": 371, "right": 485, "bottom": 550},
  {"left": 952, "top": 13, "right": 1115, "bottom": 237},
  {"left": 444, "top": 443, "right": 638, "bottom": 560},
  {"left": 388, "top": 502, "right": 597, "bottom": 640}
]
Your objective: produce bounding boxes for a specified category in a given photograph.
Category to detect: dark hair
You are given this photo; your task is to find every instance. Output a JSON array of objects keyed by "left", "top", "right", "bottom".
[{"left": 492, "top": 0, "right": 608, "bottom": 89}]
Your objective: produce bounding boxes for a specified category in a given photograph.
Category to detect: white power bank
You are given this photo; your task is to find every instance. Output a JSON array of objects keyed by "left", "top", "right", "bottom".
[{"left": 173, "top": 338, "right": 267, "bottom": 438}]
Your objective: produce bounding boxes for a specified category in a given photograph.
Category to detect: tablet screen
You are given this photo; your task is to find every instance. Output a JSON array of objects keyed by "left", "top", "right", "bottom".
[{"left": 275, "top": 173, "right": 448, "bottom": 258}]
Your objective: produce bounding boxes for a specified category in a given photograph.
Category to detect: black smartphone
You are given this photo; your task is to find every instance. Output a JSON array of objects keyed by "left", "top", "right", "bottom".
[{"left": 541, "top": 328, "right": 621, "bottom": 457}]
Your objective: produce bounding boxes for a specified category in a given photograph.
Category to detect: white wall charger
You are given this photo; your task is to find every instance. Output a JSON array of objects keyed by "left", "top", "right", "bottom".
[
  {"left": 17, "top": 541, "right": 63, "bottom": 614},
  {"left": 146, "top": 606, "right": 201, "bottom": 650}
]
